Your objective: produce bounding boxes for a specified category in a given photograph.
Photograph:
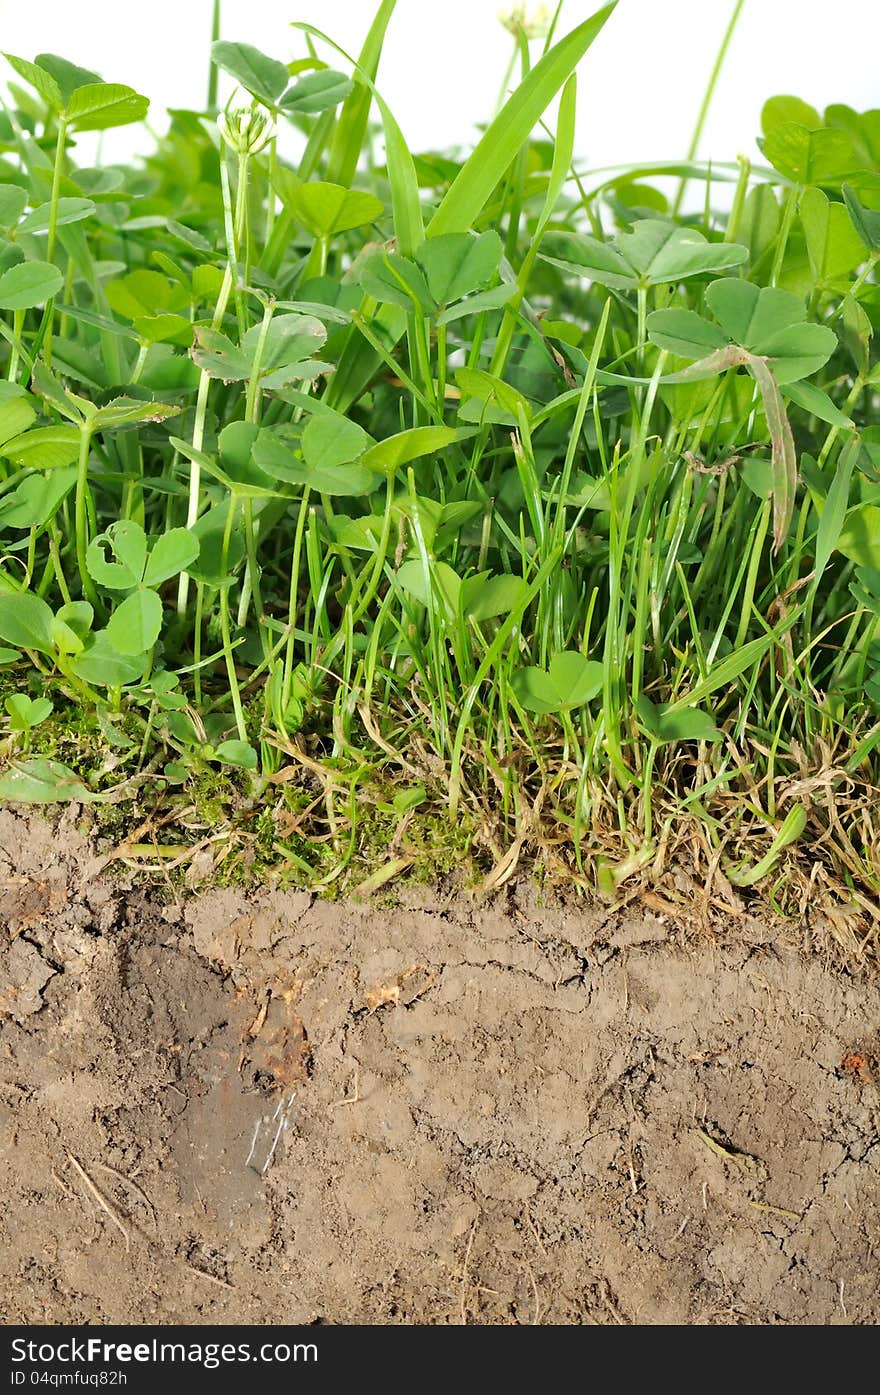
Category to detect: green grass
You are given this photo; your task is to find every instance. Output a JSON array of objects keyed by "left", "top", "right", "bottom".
[{"left": 1, "top": 2, "right": 879, "bottom": 933}]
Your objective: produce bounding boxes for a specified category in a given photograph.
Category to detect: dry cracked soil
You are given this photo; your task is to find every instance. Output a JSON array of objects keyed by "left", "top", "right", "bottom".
[{"left": 1, "top": 809, "right": 878, "bottom": 1325}]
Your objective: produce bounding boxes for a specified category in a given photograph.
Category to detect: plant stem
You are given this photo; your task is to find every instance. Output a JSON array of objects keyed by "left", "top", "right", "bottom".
[
  {"left": 673, "top": 0, "right": 746, "bottom": 215},
  {"left": 75, "top": 426, "right": 100, "bottom": 610},
  {"left": 43, "top": 114, "right": 68, "bottom": 365},
  {"left": 208, "top": 0, "right": 222, "bottom": 108}
]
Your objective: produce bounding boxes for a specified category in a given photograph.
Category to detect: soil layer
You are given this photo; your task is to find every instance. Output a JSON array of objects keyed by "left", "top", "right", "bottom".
[{"left": 1, "top": 810, "right": 878, "bottom": 1325}]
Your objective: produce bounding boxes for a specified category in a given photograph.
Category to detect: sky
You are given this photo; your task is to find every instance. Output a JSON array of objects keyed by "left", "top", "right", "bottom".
[{"left": 0, "top": 0, "right": 877, "bottom": 172}]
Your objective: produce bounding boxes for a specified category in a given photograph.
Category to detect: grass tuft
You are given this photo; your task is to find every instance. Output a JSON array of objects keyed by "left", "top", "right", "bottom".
[{"left": 1, "top": 4, "right": 880, "bottom": 949}]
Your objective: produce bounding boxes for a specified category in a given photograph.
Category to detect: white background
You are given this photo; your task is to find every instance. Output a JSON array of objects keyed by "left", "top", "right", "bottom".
[{"left": 0, "top": 0, "right": 877, "bottom": 171}]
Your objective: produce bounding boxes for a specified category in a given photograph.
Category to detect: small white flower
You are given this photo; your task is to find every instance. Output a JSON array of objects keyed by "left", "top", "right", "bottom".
[
  {"left": 498, "top": 2, "right": 554, "bottom": 40},
  {"left": 217, "top": 104, "right": 275, "bottom": 157}
]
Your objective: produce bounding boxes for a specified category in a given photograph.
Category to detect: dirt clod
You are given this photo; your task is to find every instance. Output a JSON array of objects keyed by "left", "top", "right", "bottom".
[{"left": 1, "top": 810, "right": 878, "bottom": 1324}]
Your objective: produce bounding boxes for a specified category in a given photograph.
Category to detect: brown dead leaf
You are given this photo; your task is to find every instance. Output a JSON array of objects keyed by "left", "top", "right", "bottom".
[
  {"left": 364, "top": 963, "right": 436, "bottom": 1013},
  {"left": 840, "top": 1050, "right": 875, "bottom": 1085},
  {"left": 3, "top": 877, "right": 67, "bottom": 939},
  {"left": 241, "top": 996, "right": 310, "bottom": 1093}
]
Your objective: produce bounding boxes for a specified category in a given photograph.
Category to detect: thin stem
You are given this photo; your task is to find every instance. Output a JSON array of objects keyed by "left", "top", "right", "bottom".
[
  {"left": 219, "top": 498, "right": 247, "bottom": 741},
  {"left": 75, "top": 426, "right": 100, "bottom": 610},
  {"left": 673, "top": 0, "right": 746, "bottom": 215},
  {"left": 208, "top": 0, "right": 222, "bottom": 109},
  {"left": 43, "top": 114, "right": 69, "bottom": 365}
]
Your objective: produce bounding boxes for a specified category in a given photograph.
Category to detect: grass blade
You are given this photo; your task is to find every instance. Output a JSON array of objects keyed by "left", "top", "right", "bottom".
[{"left": 427, "top": 4, "right": 617, "bottom": 238}]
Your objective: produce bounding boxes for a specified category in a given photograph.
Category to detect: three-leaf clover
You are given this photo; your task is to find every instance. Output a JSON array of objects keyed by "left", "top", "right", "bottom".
[{"left": 647, "top": 280, "right": 838, "bottom": 549}]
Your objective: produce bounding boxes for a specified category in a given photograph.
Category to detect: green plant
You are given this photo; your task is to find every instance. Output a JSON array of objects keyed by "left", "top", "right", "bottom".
[{"left": 1, "top": 1, "right": 879, "bottom": 910}]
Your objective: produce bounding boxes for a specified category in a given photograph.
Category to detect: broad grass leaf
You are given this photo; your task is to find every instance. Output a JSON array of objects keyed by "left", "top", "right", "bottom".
[
  {"left": 142, "top": 528, "right": 200, "bottom": 587},
  {"left": 188, "top": 423, "right": 281, "bottom": 497},
  {"left": 704, "top": 279, "right": 800, "bottom": 346},
  {"left": 760, "top": 122, "right": 858, "bottom": 185},
  {"left": 0, "top": 186, "right": 27, "bottom": 227},
  {"left": 301, "top": 411, "right": 375, "bottom": 470},
  {"left": 325, "top": 0, "right": 397, "bottom": 187},
  {"left": 842, "top": 183, "right": 880, "bottom": 250},
  {"left": 254, "top": 428, "right": 380, "bottom": 496},
  {"left": 535, "top": 71, "right": 577, "bottom": 240},
  {"left": 213, "top": 739, "right": 258, "bottom": 770},
  {"left": 360, "top": 425, "right": 459, "bottom": 475},
  {"left": 32, "top": 53, "right": 100, "bottom": 104},
  {"left": 17, "top": 198, "right": 96, "bottom": 235},
  {"left": 396, "top": 559, "right": 461, "bottom": 618},
  {"left": 821, "top": 504, "right": 880, "bottom": 569},
  {"left": 645, "top": 309, "right": 727, "bottom": 358},
  {"left": 512, "top": 651, "right": 603, "bottom": 714},
  {"left": 244, "top": 313, "right": 327, "bottom": 378},
  {"left": 541, "top": 232, "right": 635, "bottom": 289},
  {"left": 288, "top": 182, "right": 383, "bottom": 237},
  {"left": 435, "top": 282, "right": 518, "bottom": 325},
  {"left": 0, "top": 467, "right": 77, "bottom": 530},
  {"left": 106, "top": 269, "right": 182, "bottom": 319},
  {"left": 132, "top": 313, "right": 193, "bottom": 346},
  {"left": 66, "top": 83, "right": 149, "bottom": 131},
  {"left": 70, "top": 630, "right": 147, "bottom": 686},
  {"left": 415, "top": 231, "right": 502, "bottom": 306},
  {"left": 427, "top": 4, "right": 617, "bottom": 238},
  {"left": 218, "top": 420, "right": 260, "bottom": 472},
  {"left": 86, "top": 520, "right": 147, "bottom": 589},
  {"left": 757, "top": 322, "right": 838, "bottom": 384},
  {"left": 840, "top": 293, "right": 873, "bottom": 377},
  {"left": 636, "top": 695, "right": 721, "bottom": 744},
  {"left": 0, "top": 395, "right": 36, "bottom": 446},
  {"left": 761, "top": 95, "right": 821, "bottom": 138},
  {"left": 191, "top": 327, "right": 251, "bottom": 382},
  {"left": 373, "top": 87, "right": 424, "bottom": 257},
  {"left": 280, "top": 69, "right": 353, "bottom": 114},
  {"left": 800, "top": 186, "right": 866, "bottom": 285},
  {"left": 616, "top": 220, "right": 748, "bottom": 284},
  {"left": 782, "top": 381, "right": 852, "bottom": 428},
  {"left": 738, "top": 184, "right": 780, "bottom": 264},
  {"left": 461, "top": 572, "right": 529, "bottom": 621},
  {"left": 454, "top": 368, "right": 529, "bottom": 420},
  {"left": 92, "top": 397, "right": 181, "bottom": 430},
  {"left": 0, "top": 260, "right": 63, "bottom": 309},
  {"left": 105, "top": 590, "right": 162, "bottom": 654},
  {"left": 727, "top": 805, "right": 807, "bottom": 887},
  {"left": 189, "top": 506, "right": 246, "bottom": 585},
  {"left": 0, "top": 426, "right": 80, "bottom": 471},
  {"left": 210, "top": 41, "right": 289, "bottom": 105},
  {"left": 826, "top": 105, "right": 880, "bottom": 168},
  {"left": 0, "top": 591, "right": 55, "bottom": 654},
  {"left": 358, "top": 251, "right": 433, "bottom": 312},
  {"left": 814, "top": 436, "right": 860, "bottom": 586},
  {"left": 0, "top": 758, "right": 93, "bottom": 803},
  {"left": 665, "top": 627, "right": 792, "bottom": 711},
  {"left": 2, "top": 54, "right": 63, "bottom": 111},
  {"left": 6, "top": 694, "right": 52, "bottom": 731},
  {"left": 53, "top": 601, "right": 92, "bottom": 648}
]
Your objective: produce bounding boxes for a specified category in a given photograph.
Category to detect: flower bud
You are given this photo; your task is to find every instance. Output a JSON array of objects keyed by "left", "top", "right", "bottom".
[
  {"left": 497, "top": 3, "right": 554, "bottom": 40},
  {"left": 217, "top": 104, "right": 276, "bottom": 157}
]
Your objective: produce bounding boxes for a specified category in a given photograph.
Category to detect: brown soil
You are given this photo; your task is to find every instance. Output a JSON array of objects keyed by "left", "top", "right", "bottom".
[{"left": 1, "top": 809, "right": 878, "bottom": 1325}]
